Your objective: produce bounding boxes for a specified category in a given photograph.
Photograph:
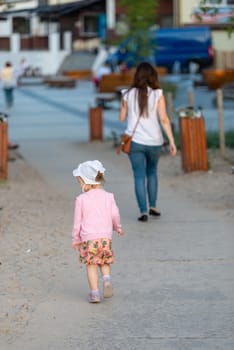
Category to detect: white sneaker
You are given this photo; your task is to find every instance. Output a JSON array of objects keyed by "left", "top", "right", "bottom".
[
  {"left": 88, "top": 291, "right": 101, "bottom": 303},
  {"left": 103, "top": 280, "right": 113, "bottom": 298}
]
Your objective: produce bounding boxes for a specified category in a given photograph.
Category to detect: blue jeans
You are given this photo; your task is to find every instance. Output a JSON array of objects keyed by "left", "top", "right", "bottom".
[
  {"left": 3, "top": 87, "right": 14, "bottom": 108},
  {"left": 128, "top": 141, "right": 162, "bottom": 214}
]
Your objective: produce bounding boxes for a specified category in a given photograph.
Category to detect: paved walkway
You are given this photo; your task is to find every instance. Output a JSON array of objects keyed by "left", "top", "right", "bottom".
[
  {"left": 5, "top": 78, "right": 233, "bottom": 196},
  {"left": 1, "top": 80, "right": 234, "bottom": 350}
]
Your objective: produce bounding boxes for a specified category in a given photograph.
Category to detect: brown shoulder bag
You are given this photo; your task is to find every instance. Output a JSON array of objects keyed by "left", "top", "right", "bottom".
[{"left": 116, "top": 117, "right": 141, "bottom": 155}]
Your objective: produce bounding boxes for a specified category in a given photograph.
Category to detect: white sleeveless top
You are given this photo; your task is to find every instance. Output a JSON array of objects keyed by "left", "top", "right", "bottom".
[{"left": 122, "top": 87, "right": 164, "bottom": 146}]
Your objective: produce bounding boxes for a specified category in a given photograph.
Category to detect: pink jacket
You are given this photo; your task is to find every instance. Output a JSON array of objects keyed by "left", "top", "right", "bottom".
[{"left": 72, "top": 188, "right": 122, "bottom": 244}]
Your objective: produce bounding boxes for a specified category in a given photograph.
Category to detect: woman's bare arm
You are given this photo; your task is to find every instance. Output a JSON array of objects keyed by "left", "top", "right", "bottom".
[
  {"left": 119, "top": 99, "right": 128, "bottom": 122},
  {"left": 157, "top": 95, "right": 177, "bottom": 156}
]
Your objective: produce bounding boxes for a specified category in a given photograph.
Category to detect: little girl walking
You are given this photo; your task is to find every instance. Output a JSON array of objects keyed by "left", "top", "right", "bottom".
[{"left": 72, "top": 160, "right": 124, "bottom": 303}]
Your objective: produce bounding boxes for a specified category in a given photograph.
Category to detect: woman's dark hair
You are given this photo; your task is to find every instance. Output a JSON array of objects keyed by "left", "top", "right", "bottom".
[{"left": 131, "top": 62, "right": 160, "bottom": 117}]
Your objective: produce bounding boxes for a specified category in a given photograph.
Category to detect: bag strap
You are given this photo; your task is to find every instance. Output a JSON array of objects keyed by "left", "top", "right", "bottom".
[
  {"left": 131, "top": 116, "right": 141, "bottom": 138},
  {"left": 116, "top": 116, "right": 141, "bottom": 154}
]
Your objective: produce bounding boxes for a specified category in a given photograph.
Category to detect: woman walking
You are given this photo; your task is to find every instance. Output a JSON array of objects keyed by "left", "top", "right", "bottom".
[{"left": 119, "top": 62, "right": 177, "bottom": 222}]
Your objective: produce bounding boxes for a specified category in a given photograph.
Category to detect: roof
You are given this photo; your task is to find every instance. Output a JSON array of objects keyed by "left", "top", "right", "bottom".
[
  {"left": 0, "top": 0, "right": 103, "bottom": 19},
  {"left": 37, "top": 0, "right": 103, "bottom": 18}
]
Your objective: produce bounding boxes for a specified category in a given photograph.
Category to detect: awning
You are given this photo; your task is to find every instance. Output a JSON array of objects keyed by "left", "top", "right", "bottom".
[{"left": 0, "top": 0, "right": 103, "bottom": 19}]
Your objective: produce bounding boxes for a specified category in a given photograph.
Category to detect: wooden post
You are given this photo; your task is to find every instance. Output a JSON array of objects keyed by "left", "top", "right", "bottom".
[
  {"left": 188, "top": 90, "right": 194, "bottom": 107},
  {"left": 0, "top": 122, "right": 8, "bottom": 179},
  {"left": 166, "top": 92, "right": 173, "bottom": 122},
  {"left": 216, "top": 89, "right": 226, "bottom": 158},
  {"left": 89, "top": 106, "right": 103, "bottom": 141}
]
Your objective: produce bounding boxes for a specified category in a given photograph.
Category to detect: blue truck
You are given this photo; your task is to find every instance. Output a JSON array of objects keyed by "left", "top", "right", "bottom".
[{"left": 107, "top": 26, "right": 214, "bottom": 72}]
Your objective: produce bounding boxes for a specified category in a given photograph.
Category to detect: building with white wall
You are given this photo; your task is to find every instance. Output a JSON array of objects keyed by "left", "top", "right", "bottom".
[
  {"left": 177, "top": 0, "right": 234, "bottom": 67},
  {"left": 1, "top": 0, "right": 233, "bottom": 73}
]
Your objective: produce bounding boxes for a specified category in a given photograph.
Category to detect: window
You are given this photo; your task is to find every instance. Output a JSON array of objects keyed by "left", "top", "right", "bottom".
[
  {"left": 13, "top": 17, "right": 30, "bottom": 34},
  {"left": 208, "top": 0, "right": 221, "bottom": 4},
  {"left": 206, "top": 0, "right": 234, "bottom": 5},
  {"left": 81, "top": 14, "right": 98, "bottom": 36}
]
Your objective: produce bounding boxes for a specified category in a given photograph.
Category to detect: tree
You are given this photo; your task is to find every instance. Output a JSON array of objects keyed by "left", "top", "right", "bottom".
[{"left": 119, "top": 0, "right": 159, "bottom": 65}]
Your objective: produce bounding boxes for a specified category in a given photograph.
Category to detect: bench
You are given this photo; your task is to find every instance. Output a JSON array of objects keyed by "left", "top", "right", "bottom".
[
  {"left": 43, "top": 75, "right": 76, "bottom": 88},
  {"left": 202, "top": 69, "right": 234, "bottom": 90},
  {"left": 96, "top": 93, "right": 117, "bottom": 109},
  {"left": 94, "top": 72, "right": 130, "bottom": 108},
  {"left": 98, "top": 72, "right": 134, "bottom": 93},
  {"left": 63, "top": 70, "right": 92, "bottom": 80},
  {"left": 96, "top": 66, "right": 168, "bottom": 109},
  {"left": 95, "top": 72, "right": 134, "bottom": 109},
  {"left": 98, "top": 66, "right": 168, "bottom": 93}
]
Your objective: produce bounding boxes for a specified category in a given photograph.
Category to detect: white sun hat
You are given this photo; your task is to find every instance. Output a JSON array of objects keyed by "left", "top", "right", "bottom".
[{"left": 72, "top": 160, "right": 106, "bottom": 185}]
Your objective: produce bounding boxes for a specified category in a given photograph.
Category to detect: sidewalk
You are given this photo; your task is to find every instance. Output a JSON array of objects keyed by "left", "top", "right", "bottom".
[
  {"left": 1, "top": 141, "right": 234, "bottom": 350},
  {"left": 3, "top": 78, "right": 233, "bottom": 196},
  {"left": 0, "top": 80, "right": 233, "bottom": 350}
]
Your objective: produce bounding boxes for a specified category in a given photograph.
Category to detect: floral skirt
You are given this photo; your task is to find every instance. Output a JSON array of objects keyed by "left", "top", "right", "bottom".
[{"left": 79, "top": 238, "right": 114, "bottom": 265}]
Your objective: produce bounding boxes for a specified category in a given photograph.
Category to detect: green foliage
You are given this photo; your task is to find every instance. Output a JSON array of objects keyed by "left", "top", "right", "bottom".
[
  {"left": 206, "top": 131, "right": 220, "bottom": 148},
  {"left": 206, "top": 130, "right": 234, "bottom": 149},
  {"left": 160, "top": 82, "right": 177, "bottom": 98},
  {"left": 119, "top": 0, "right": 159, "bottom": 65},
  {"left": 174, "top": 130, "right": 234, "bottom": 149},
  {"left": 0, "top": 179, "right": 7, "bottom": 185},
  {"left": 198, "top": 0, "right": 222, "bottom": 15},
  {"left": 227, "top": 16, "right": 234, "bottom": 38},
  {"left": 120, "top": 0, "right": 158, "bottom": 32},
  {"left": 124, "top": 31, "right": 156, "bottom": 65}
]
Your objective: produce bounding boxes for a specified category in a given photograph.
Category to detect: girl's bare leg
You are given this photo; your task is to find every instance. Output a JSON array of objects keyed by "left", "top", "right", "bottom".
[
  {"left": 100, "top": 264, "right": 111, "bottom": 277},
  {"left": 86, "top": 264, "right": 99, "bottom": 290},
  {"left": 100, "top": 264, "right": 113, "bottom": 298}
]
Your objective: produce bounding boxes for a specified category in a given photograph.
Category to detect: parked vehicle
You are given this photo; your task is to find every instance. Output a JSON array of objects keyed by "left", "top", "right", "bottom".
[{"left": 107, "top": 26, "right": 214, "bottom": 72}]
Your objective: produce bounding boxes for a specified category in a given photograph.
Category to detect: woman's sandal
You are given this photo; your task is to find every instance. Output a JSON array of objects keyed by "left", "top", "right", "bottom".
[
  {"left": 149, "top": 209, "right": 161, "bottom": 217},
  {"left": 138, "top": 214, "right": 148, "bottom": 222}
]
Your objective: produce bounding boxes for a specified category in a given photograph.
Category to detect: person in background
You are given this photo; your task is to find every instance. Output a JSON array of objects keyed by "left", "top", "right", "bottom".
[
  {"left": 16, "top": 58, "right": 29, "bottom": 85},
  {"left": 117, "top": 60, "right": 128, "bottom": 73},
  {"left": 93, "top": 61, "right": 112, "bottom": 89},
  {"left": 72, "top": 160, "right": 124, "bottom": 303},
  {"left": 119, "top": 62, "right": 177, "bottom": 222},
  {"left": 0, "top": 61, "right": 19, "bottom": 150},
  {"left": 0, "top": 61, "right": 16, "bottom": 110}
]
